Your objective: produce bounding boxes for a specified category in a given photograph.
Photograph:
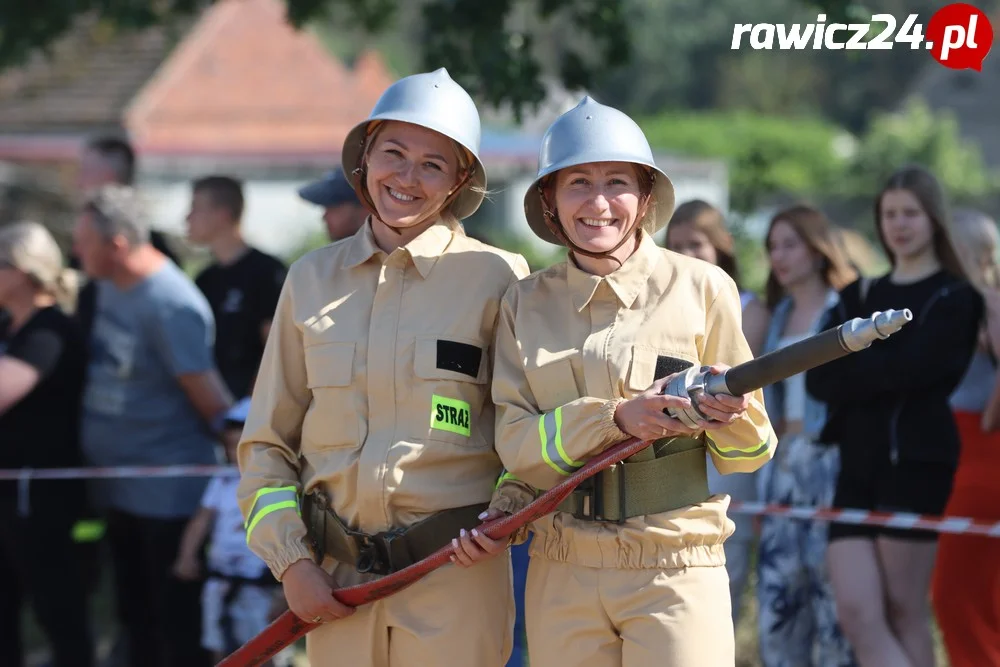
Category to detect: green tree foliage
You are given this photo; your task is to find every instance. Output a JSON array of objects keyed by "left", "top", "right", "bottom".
[
  {"left": 4, "top": 0, "right": 983, "bottom": 128},
  {"left": 590, "top": 0, "right": 998, "bottom": 132},
  {"left": 0, "top": 0, "right": 630, "bottom": 123},
  {"left": 841, "top": 99, "right": 999, "bottom": 199},
  {"left": 640, "top": 101, "right": 998, "bottom": 214},
  {"left": 640, "top": 111, "right": 849, "bottom": 212}
]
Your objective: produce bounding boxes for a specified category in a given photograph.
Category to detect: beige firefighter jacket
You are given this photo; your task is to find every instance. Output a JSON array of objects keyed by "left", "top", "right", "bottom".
[
  {"left": 237, "top": 218, "right": 530, "bottom": 579},
  {"left": 492, "top": 231, "right": 776, "bottom": 570}
]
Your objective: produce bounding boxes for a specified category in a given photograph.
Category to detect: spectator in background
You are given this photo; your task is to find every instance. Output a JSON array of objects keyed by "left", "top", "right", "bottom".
[
  {"left": 173, "top": 396, "right": 283, "bottom": 666},
  {"left": 75, "top": 135, "right": 180, "bottom": 336},
  {"left": 931, "top": 209, "right": 1000, "bottom": 667},
  {"left": 0, "top": 221, "right": 93, "bottom": 667},
  {"left": 186, "top": 176, "right": 287, "bottom": 399},
  {"left": 664, "top": 199, "right": 770, "bottom": 627},
  {"left": 73, "top": 184, "right": 233, "bottom": 667},
  {"left": 297, "top": 167, "right": 368, "bottom": 242},
  {"left": 806, "top": 166, "right": 983, "bottom": 667},
  {"left": 756, "top": 205, "right": 857, "bottom": 667}
]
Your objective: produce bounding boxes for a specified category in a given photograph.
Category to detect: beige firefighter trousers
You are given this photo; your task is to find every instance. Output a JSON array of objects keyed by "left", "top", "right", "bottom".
[
  {"left": 524, "top": 558, "right": 734, "bottom": 667},
  {"left": 305, "top": 552, "right": 515, "bottom": 667}
]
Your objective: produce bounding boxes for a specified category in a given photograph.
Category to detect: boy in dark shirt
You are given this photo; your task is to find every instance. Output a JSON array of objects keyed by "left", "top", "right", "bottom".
[{"left": 186, "top": 176, "right": 287, "bottom": 399}]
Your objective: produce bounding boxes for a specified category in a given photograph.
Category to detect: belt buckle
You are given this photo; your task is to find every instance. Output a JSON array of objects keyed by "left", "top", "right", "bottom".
[
  {"left": 354, "top": 533, "right": 390, "bottom": 575},
  {"left": 572, "top": 478, "right": 601, "bottom": 522},
  {"left": 354, "top": 527, "right": 407, "bottom": 576}
]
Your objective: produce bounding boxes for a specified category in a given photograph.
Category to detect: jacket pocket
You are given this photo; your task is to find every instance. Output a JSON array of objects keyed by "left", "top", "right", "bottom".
[
  {"left": 627, "top": 345, "right": 696, "bottom": 395},
  {"left": 302, "top": 342, "right": 358, "bottom": 451},
  {"left": 525, "top": 357, "right": 579, "bottom": 413},
  {"left": 413, "top": 335, "right": 488, "bottom": 447}
]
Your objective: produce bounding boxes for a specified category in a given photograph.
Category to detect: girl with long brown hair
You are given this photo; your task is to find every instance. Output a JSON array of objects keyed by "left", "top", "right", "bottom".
[
  {"left": 665, "top": 200, "right": 771, "bottom": 627},
  {"left": 806, "top": 166, "right": 983, "bottom": 667},
  {"left": 755, "top": 205, "right": 858, "bottom": 667},
  {"left": 931, "top": 209, "right": 1000, "bottom": 667}
]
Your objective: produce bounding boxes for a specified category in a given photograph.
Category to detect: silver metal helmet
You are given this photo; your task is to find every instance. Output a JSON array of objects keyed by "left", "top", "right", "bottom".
[
  {"left": 342, "top": 68, "right": 486, "bottom": 220},
  {"left": 523, "top": 96, "right": 675, "bottom": 246}
]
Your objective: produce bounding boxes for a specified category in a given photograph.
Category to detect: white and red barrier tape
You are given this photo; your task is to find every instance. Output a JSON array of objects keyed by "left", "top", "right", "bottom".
[
  {"left": 0, "top": 464, "right": 238, "bottom": 481},
  {"left": 2, "top": 465, "right": 998, "bottom": 537},
  {"left": 728, "top": 501, "right": 1000, "bottom": 537}
]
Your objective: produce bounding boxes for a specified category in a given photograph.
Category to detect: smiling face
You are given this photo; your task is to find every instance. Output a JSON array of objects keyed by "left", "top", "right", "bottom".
[
  {"left": 550, "top": 161, "right": 644, "bottom": 255},
  {"left": 363, "top": 121, "right": 465, "bottom": 230},
  {"left": 879, "top": 188, "right": 935, "bottom": 263}
]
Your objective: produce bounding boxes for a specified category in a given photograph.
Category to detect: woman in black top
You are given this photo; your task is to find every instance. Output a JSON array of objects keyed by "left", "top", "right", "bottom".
[
  {"left": 806, "top": 166, "right": 982, "bottom": 667},
  {"left": 0, "top": 221, "right": 94, "bottom": 667}
]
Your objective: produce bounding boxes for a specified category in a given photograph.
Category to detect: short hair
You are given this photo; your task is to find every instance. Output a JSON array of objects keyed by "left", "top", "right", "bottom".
[
  {"left": 84, "top": 135, "right": 136, "bottom": 185},
  {"left": 192, "top": 175, "right": 245, "bottom": 221},
  {"left": 84, "top": 185, "right": 150, "bottom": 246}
]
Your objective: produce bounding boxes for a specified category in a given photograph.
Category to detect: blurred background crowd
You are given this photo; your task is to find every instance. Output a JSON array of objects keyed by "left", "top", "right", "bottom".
[{"left": 0, "top": 1, "right": 998, "bottom": 666}]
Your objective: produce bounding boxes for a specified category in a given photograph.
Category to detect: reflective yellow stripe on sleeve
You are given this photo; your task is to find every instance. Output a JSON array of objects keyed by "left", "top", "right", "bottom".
[
  {"left": 245, "top": 485, "right": 299, "bottom": 544},
  {"left": 539, "top": 407, "right": 582, "bottom": 476},
  {"left": 706, "top": 433, "right": 774, "bottom": 461}
]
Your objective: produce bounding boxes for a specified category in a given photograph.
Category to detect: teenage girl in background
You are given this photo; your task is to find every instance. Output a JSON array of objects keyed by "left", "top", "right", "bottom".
[
  {"left": 755, "top": 205, "right": 857, "bottom": 667},
  {"left": 805, "top": 166, "right": 983, "bottom": 667}
]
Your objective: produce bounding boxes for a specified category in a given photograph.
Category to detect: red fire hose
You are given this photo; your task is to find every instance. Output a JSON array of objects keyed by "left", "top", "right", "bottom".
[
  {"left": 216, "top": 434, "right": 650, "bottom": 666},
  {"left": 218, "top": 308, "right": 912, "bottom": 666}
]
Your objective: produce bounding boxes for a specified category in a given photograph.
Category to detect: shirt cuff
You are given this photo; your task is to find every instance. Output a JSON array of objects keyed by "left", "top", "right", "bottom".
[
  {"left": 600, "top": 397, "right": 630, "bottom": 444},
  {"left": 266, "top": 539, "right": 316, "bottom": 581}
]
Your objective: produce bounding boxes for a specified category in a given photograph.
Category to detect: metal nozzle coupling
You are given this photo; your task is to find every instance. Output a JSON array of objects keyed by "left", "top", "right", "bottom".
[{"left": 839, "top": 308, "right": 913, "bottom": 352}]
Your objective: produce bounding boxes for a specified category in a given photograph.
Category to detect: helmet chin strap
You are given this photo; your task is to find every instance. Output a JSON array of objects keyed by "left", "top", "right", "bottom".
[{"left": 351, "top": 124, "right": 475, "bottom": 237}]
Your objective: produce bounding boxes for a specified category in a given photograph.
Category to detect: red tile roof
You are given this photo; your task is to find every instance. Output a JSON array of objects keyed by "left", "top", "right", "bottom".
[
  {"left": 125, "top": 0, "right": 395, "bottom": 157},
  {"left": 0, "top": 0, "right": 396, "bottom": 159}
]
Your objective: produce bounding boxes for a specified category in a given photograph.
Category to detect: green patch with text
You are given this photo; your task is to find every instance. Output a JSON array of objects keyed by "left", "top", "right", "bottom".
[{"left": 431, "top": 395, "right": 471, "bottom": 437}]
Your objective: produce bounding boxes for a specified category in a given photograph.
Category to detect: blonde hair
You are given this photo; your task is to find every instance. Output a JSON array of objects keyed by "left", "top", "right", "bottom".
[
  {"left": 0, "top": 221, "right": 79, "bottom": 310},
  {"left": 950, "top": 209, "right": 1000, "bottom": 292}
]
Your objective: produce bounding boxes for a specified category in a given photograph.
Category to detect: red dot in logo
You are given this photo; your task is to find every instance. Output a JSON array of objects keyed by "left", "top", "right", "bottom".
[{"left": 926, "top": 3, "right": 994, "bottom": 71}]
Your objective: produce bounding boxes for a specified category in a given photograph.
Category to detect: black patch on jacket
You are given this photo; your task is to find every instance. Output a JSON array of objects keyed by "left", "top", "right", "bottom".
[
  {"left": 655, "top": 356, "right": 693, "bottom": 380},
  {"left": 437, "top": 340, "right": 482, "bottom": 378}
]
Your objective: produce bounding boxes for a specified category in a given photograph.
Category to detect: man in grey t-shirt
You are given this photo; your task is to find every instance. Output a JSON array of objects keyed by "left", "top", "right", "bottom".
[{"left": 73, "top": 185, "right": 232, "bottom": 667}]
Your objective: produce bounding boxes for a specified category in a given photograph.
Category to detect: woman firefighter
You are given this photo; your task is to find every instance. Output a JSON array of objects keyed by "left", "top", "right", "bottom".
[
  {"left": 235, "top": 68, "right": 530, "bottom": 667},
  {"left": 474, "top": 97, "right": 778, "bottom": 666}
]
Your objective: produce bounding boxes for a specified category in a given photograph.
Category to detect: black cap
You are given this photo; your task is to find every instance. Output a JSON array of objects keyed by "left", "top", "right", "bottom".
[{"left": 298, "top": 168, "right": 360, "bottom": 207}]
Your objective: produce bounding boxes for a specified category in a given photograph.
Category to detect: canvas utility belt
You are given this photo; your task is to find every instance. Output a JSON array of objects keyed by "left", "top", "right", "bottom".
[
  {"left": 302, "top": 489, "right": 488, "bottom": 576},
  {"left": 557, "top": 435, "right": 709, "bottom": 523}
]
